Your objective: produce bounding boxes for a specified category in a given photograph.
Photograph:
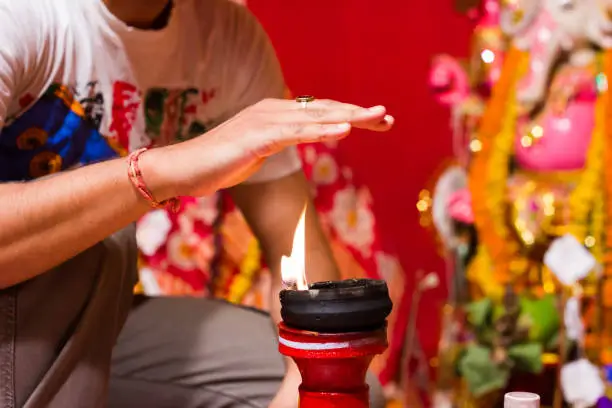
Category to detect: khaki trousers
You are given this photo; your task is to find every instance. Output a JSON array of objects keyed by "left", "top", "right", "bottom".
[{"left": 0, "top": 226, "right": 384, "bottom": 408}]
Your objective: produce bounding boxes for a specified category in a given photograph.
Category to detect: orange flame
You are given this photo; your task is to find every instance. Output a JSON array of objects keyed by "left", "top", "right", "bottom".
[{"left": 281, "top": 205, "right": 308, "bottom": 290}]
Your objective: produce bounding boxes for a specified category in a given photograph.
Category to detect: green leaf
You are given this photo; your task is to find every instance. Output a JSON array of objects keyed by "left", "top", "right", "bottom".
[
  {"left": 458, "top": 344, "right": 510, "bottom": 397},
  {"left": 466, "top": 298, "right": 493, "bottom": 329},
  {"left": 477, "top": 327, "right": 496, "bottom": 346},
  {"left": 520, "top": 295, "right": 560, "bottom": 345},
  {"left": 507, "top": 343, "right": 543, "bottom": 373}
]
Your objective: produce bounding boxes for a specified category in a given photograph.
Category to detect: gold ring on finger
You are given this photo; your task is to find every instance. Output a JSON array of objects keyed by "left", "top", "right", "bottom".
[{"left": 296, "top": 95, "right": 315, "bottom": 110}]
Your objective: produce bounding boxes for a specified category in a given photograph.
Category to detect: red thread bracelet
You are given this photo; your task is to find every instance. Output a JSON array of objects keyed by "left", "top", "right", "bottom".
[{"left": 127, "top": 148, "right": 179, "bottom": 212}]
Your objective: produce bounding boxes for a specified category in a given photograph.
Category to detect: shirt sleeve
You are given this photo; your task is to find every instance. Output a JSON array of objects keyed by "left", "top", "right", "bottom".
[
  {"left": 0, "top": 2, "right": 33, "bottom": 126},
  {"left": 220, "top": 3, "right": 302, "bottom": 184},
  {"left": 0, "top": 0, "right": 50, "bottom": 129}
]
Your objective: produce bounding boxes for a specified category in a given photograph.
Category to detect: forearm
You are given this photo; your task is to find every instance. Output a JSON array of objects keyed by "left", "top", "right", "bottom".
[
  {"left": 230, "top": 171, "right": 340, "bottom": 325},
  {"left": 267, "top": 202, "right": 340, "bottom": 324},
  {"left": 0, "top": 148, "right": 175, "bottom": 288}
]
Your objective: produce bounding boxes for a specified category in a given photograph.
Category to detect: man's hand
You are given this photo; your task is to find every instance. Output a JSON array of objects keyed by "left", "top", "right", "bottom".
[{"left": 163, "top": 98, "right": 393, "bottom": 198}]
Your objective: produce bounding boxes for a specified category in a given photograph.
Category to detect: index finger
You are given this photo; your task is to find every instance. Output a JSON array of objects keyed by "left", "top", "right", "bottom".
[
  {"left": 282, "top": 100, "right": 388, "bottom": 125},
  {"left": 260, "top": 98, "right": 385, "bottom": 117}
]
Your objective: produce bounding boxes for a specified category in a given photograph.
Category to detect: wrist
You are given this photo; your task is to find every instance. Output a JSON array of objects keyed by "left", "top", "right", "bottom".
[
  {"left": 136, "top": 147, "right": 181, "bottom": 202},
  {"left": 140, "top": 138, "right": 229, "bottom": 199}
]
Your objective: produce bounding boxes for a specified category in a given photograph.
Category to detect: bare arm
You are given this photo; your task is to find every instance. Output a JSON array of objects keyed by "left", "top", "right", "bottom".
[
  {"left": 229, "top": 170, "right": 341, "bottom": 325},
  {"left": 0, "top": 98, "right": 390, "bottom": 288},
  {"left": 0, "top": 147, "right": 178, "bottom": 288}
]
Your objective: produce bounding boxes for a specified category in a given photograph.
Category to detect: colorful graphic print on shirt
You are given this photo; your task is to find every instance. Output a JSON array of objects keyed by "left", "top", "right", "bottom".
[
  {"left": 0, "top": 82, "right": 217, "bottom": 182},
  {"left": 0, "top": 83, "right": 117, "bottom": 181},
  {"left": 144, "top": 88, "right": 216, "bottom": 146}
]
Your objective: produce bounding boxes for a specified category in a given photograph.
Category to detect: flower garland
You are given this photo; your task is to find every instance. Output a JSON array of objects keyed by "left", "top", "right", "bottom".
[
  {"left": 598, "top": 49, "right": 612, "bottom": 365},
  {"left": 566, "top": 55, "right": 606, "bottom": 255},
  {"left": 468, "top": 47, "right": 526, "bottom": 285},
  {"left": 604, "top": 50, "right": 612, "bottom": 279},
  {"left": 227, "top": 238, "right": 261, "bottom": 304}
]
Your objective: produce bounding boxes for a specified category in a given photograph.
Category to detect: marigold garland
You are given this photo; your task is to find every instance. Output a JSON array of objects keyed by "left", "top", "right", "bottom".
[
  {"left": 591, "top": 186, "right": 605, "bottom": 270},
  {"left": 604, "top": 50, "right": 612, "bottom": 277},
  {"left": 563, "top": 53, "right": 606, "bottom": 275},
  {"left": 468, "top": 47, "right": 526, "bottom": 284},
  {"left": 227, "top": 238, "right": 261, "bottom": 304},
  {"left": 598, "top": 49, "right": 612, "bottom": 361}
]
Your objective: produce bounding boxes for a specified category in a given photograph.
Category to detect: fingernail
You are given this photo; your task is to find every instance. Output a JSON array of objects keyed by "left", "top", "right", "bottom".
[
  {"left": 336, "top": 123, "right": 351, "bottom": 131},
  {"left": 369, "top": 105, "right": 385, "bottom": 113},
  {"left": 384, "top": 115, "right": 394, "bottom": 124}
]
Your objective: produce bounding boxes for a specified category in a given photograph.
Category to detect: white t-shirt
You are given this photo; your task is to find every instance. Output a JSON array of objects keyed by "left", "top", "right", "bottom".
[{"left": 0, "top": 0, "right": 301, "bottom": 182}]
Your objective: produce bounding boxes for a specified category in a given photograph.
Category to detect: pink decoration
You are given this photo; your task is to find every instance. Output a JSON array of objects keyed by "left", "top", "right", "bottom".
[
  {"left": 481, "top": 0, "right": 499, "bottom": 27},
  {"left": 447, "top": 188, "right": 474, "bottom": 224},
  {"left": 429, "top": 55, "right": 470, "bottom": 106},
  {"left": 515, "top": 68, "right": 598, "bottom": 171}
]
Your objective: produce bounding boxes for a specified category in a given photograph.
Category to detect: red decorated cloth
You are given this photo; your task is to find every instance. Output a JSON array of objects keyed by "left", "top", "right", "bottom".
[{"left": 136, "top": 141, "right": 405, "bottom": 381}]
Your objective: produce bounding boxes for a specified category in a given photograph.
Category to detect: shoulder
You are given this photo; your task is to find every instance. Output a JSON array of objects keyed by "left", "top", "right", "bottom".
[
  {"left": 0, "top": 0, "right": 43, "bottom": 16},
  {"left": 0, "top": 0, "right": 68, "bottom": 60},
  {"left": 0, "top": 0, "right": 66, "bottom": 28},
  {"left": 0, "top": 0, "right": 75, "bottom": 121},
  {"left": 0, "top": 0, "right": 60, "bottom": 85},
  {"left": 0, "top": 0, "right": 46, "bottom": 38}
]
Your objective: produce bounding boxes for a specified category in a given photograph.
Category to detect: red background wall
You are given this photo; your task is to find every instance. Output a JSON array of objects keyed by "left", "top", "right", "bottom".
[{"left": 249, "top": 0, "right": 473, "bottom": 358}]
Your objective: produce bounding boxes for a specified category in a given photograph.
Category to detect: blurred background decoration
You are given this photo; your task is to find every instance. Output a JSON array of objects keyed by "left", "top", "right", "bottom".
[{"left": 420, "top": 0, "right": 612, "bottom": 406}]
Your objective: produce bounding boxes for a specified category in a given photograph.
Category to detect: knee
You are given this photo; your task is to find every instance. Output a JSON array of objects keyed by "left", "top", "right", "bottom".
[{"left": 366, "top": 371, "right": 386, "bottom": 408}]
